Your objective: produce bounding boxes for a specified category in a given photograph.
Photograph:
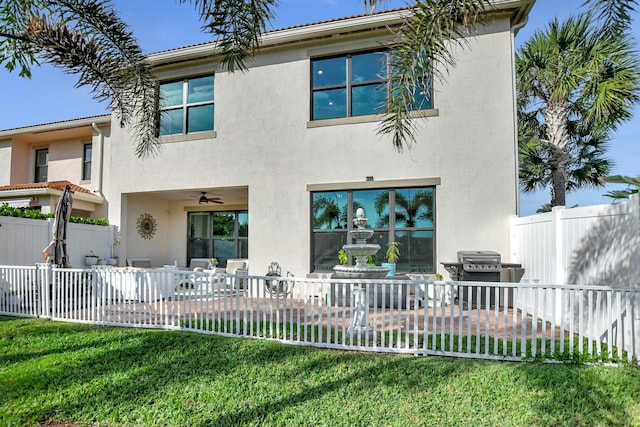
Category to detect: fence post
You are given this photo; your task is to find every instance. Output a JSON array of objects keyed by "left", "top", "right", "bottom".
[
  {"left": 552, "top": 206, "right": 566, "bottom": 285},
  {"left": 36, "top": 263, "right": 52, "bottom": 319}
]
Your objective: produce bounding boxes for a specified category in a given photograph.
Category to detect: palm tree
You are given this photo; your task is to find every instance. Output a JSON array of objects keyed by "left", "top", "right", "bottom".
[
  {"left": 518, "top": 105, "right": 613, "bottom": 202},
  {"left": 516, "top": 14, "right": 640, "bottom": 207},
  {"left": 312, "top": 196, "right": 341, "bottom": 229},
  {"left": 374, "top": 190, "right": 433, "bottom": 228}
]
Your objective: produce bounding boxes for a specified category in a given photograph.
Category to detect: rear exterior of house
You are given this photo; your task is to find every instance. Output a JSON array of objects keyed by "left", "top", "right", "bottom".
[{"left": 0, "top": 1, "right": 535, "bottom": 277}]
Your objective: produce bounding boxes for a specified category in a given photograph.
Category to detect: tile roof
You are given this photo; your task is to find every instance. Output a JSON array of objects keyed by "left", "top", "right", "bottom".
[
  {"left": 0, "top": 181, "right": 93, "bottom": 195},
  {"left": 150, "top": 6, "right": 412, "bottom": 55},
  {"left": 0, "top": 114, "right": 110, "bottom": 133}
]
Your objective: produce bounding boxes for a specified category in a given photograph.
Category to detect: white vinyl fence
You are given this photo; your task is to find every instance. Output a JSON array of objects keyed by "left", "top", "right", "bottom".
[
  {"left": 0, "top": 216, "right": 115, "bottom": 267},
  {"left": 1, "top": 264, "right": 638, "bottom": 363},
  {"left": 510, "top": 193, "right": 640, "bottom": 287}
]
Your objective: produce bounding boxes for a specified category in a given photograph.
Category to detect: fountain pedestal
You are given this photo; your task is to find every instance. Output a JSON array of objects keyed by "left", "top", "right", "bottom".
[{"left": 333, "top": 208, "right": 389, "bottom": 339}]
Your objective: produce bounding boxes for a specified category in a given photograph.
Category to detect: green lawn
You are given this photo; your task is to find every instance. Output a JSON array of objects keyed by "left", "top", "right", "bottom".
[{"left": 1, "top": 316, "right": 639, "bottom": 427}]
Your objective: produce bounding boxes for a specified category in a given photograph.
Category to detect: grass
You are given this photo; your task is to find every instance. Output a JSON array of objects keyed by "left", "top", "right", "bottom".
[{"left": 1, "top": 316, "right": 640, "bottom": 427}]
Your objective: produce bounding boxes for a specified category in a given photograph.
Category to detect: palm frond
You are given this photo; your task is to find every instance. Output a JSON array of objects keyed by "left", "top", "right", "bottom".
[
  {"left": 379, "top": 0, "right": 491, "bottom": 151},
  {"left": 181, "top": 0, "right": 277, "bottom": 72},
  {"left": 583, "top": 0, "right": 638, "bottom": 34}
]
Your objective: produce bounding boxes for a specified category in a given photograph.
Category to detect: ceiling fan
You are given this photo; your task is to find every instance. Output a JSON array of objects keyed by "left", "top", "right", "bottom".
[{"left": 197, "top": 191, "right": 223, "bottom": 205}]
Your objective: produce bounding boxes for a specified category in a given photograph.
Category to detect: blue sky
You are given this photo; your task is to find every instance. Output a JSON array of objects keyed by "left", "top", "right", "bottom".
[{"left": 0, "top": 0, "right": 637, "bottom": 215}]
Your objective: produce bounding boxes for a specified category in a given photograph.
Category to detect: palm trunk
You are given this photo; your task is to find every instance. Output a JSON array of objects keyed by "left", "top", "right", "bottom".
[{"left": 544, "top": 104, "right": 571, "bottom": 207}]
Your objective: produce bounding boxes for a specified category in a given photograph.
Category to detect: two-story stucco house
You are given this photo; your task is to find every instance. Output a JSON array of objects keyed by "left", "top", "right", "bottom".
[{"left": 0, "top": 1, "right": 535, "bottom": 277}]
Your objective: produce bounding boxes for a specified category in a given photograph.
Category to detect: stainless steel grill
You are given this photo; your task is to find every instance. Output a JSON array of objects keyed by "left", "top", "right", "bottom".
[
  {"left": 442, "top": 250, "right": 502, "bottom": 281},
  {"left": 441, "top": 251, "right": 524, "bottom": 309},
  {"left": 458, "top": 250, "right": 501, "bottom": 272}
]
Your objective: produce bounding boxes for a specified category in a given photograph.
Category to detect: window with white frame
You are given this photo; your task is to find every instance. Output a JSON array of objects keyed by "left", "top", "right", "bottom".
[
  {"left": 159, "top": 75, "right": 214, "bottom": 136},
  {"left": 311, "top": 49, "right": 431, "bottom": 120},
  {"left": 82, "top": 143, "right": 92, "bottom": 181}
]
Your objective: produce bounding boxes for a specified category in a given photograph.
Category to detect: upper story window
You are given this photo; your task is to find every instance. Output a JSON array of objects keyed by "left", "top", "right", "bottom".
[
  {"left": 311, "top": 50, "right": 431, "bottom": 120},
  {"left": 82, "top": 143, "right": 92, "bottom": 181},
  {"left": 34, "top": 148, "right": 48, "bottom": 183},
  {"left": 159, "top": 75, "right": 214, "bottom": 136}
]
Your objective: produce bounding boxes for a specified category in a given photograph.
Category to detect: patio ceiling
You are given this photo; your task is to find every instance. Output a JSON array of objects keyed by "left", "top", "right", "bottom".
[{"left": 128, "top": 186, "right": 248, "bottom": 209}]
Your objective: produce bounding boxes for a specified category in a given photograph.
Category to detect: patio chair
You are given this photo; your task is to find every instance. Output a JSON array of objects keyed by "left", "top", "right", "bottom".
[{"left": 212, "top": 259, "right": 248, "bottom": 290}]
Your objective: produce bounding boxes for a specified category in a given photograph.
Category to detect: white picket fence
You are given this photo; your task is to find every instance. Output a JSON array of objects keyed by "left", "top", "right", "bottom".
[{"left": 1, "top": 264, "right": 638, "bottom": 363}]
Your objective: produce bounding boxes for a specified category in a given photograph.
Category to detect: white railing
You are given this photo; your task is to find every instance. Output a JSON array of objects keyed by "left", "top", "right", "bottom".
[{"left": 1, "top": 264, "right": 638, "bottom": 363}]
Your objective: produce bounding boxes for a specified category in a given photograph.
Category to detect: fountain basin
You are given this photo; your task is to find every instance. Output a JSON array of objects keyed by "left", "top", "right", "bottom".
[
  {"left": 342, "top": 244, "right": 380, "bottom": 258},
  {"left": 333, "top": 264, "right": 390, "bottom": 279}
]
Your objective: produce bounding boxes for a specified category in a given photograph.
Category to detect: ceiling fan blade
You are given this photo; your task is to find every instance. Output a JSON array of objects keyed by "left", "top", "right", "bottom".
[{"left": 210, "top": 199, "right": 224, "bottom": 204}]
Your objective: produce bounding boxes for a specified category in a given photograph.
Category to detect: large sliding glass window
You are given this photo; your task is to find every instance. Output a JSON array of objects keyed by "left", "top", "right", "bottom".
[
  {"left": 311, "top": 49, "right": 432, "bottom": 120},
  {"left": 159, "top": 75, "right": 214, "bottom": 136},
  {"left": 311, "top": 187, "right": 435, "bottom": 273},
  {"left": 188, "top": 210, "right": 248, "bottom": 267}
]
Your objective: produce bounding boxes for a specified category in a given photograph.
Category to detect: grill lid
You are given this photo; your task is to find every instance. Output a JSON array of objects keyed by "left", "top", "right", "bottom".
[{"left": 457, "top": 251, "right": 501, "bottom": 272}]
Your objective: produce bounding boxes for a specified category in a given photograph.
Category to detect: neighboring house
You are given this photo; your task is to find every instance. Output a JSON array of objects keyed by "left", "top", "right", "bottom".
[
  {"left": 0, "top": 116, "right": 108, "bottom": 217},
  {"left": 0, "top": 1, "right": 535, "bottom": 277}
]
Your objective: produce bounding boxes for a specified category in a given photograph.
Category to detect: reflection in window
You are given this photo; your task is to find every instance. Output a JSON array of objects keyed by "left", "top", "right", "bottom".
[
  {"left": 159, "top": 75, "right": 214, "bottom": 136},
  {"left": 188, "top": 210, "right": 247, "bottom": 267},
  {"left": 311, "top": 50, "right": 431, "bottom": 120},
  {"left": 312, "top": 191, "right": 348, "bottom": 230},
  {"left": 311, "top": 187, "right": 435, "bottom": 273}
]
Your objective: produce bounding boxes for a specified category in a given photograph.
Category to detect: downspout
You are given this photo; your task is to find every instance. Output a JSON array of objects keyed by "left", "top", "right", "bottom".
[
  {"left": 510, "top": 14, "right": 529, "bottom": 217},
  {"left": 91, "top": 122, "right": 105, "bottom": 198}
]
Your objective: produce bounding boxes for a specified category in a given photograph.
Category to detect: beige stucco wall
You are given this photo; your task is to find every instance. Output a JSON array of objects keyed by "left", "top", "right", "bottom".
[{"left": 106, "top": 15, "right": 519, "bottom": 276}]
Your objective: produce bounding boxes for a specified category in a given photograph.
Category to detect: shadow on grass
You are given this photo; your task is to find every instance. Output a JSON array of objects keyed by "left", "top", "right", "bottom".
[{"left": 1, "top": 316, "right": 639, "bottom": 426}]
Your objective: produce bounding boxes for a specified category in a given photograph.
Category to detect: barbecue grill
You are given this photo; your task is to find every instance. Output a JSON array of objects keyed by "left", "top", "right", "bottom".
[
  {"left": 441, "top": 250, "right": 502, "bottom": 282},
  {"left": 441, "top": 251, "right": 524, "bottom": 308}
]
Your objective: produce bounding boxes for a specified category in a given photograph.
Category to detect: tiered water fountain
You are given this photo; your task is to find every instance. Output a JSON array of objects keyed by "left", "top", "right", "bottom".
[{"left": 333, "top": 208, "right": 389, "bottom": 337}]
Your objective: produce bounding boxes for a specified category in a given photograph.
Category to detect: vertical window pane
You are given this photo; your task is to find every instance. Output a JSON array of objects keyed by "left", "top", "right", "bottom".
[
  {"left": 213, "top": 212, "right": 235, "bottom": 238},
  {"left": 312, "top": 57, "right": 346, "bottom": 88},
  {"left": 214, "top": 240, "right": 235, "bottom": 265},
  {"left": 313, "top": 232, "right": 348, "bottom": 272},
  {"left": 189, "top": 239, "right": 210, "bottom": 258},
  {"left": 396, "top": 230, "right": 433, "bottom": 272},
  {"left": 354, "top": 189, "right": 389, "bottom": 229},
  {"left": 352, "top": 83, "right": 386, "bottom": 116},
  {"left": 313, "top": 191, "right": 348, "bottom": 230},
  {"left": 395, "top": 188, "right": 434, "bottom": 228},
  {"left": 160, "top": 81, "right": 184, "bottom": 107},
  {"left": 412, "top": 81, "right": 432, "bottom": 110},
  {"left": 159, "top": 109, "right": 183, "bottom": 136},
  {"left": 83, "top": 144, "right": 92, "bottom": 180},
  {"left": 312, "top": 89, "right": 347, "bottom": 120},
  {"left": 188, "top": 76, "right": 214, "bottom": 103},
  {"left": 189, "top": 212, "right": 210, "bottom": 238},
  {"left": 35, "top": 149, "right": 48, "bottom": 182},
  {"left": 352, "top": 52, "right": 386, "bottom": 83},
  {"left": 187, "top": 104, "right": 214, "bottom": 133},
  {"left": 238, "top": 212, "right": 249, "bottom": 237}
]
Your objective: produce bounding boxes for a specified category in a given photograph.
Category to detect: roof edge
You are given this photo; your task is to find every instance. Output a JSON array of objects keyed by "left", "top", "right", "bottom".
[{"left": 0, "top": 114, "right": 111, "bottom": 137}]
